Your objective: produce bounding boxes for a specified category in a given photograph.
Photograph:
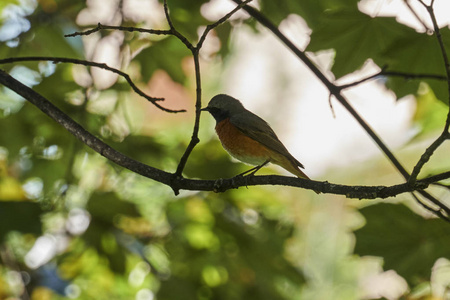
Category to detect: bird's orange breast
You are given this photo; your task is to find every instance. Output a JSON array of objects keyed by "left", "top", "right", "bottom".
[{"left": 215, "top": 118, "right": 272, "bottom": 165}]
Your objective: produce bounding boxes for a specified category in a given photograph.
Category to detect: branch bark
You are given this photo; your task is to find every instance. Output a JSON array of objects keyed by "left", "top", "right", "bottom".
[{"left": 1, "top": 69, "right": 448, "bottom": 199}]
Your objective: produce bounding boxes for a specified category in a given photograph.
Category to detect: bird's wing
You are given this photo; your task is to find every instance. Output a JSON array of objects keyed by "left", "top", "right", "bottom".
[{"left": 230, "top": 112, "right": 304, "bottom": 168}]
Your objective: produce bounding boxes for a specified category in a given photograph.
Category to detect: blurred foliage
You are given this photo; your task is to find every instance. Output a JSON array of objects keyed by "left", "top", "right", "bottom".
[
  {"left": 0, "top": 201, "right": 42, "bottom": 242},
  {"left": 0, "top": 0, "right": 449, "bottom": 300}
]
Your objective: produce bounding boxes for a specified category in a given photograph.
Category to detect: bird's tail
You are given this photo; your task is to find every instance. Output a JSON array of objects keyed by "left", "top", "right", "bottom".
[{"left": 274, "top": 155, "right": 319, "bottom": 194}]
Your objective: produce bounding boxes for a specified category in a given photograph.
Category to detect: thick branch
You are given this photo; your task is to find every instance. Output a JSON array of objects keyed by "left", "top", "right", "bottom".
[{"left": 2, "top": 69, "right": 447, "bottom": 198}]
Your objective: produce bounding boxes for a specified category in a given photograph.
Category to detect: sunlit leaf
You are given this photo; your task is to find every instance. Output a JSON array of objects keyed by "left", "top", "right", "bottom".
[{"left": 412, "top": 83, "right": 448, "bottom": 136}]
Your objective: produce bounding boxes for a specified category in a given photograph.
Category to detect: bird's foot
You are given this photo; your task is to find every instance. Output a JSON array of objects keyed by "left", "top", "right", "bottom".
[
  {"left": 213, "top": 178, "right": 224, "bottom": 193},
  {"left": 237, "top": 160, "right": 270, "bottom": 177}
]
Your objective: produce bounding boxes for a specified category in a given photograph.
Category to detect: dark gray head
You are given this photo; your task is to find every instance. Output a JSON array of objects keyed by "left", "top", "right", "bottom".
[{"left": 201, "top": 94, "right": 246, "bottom": 122}]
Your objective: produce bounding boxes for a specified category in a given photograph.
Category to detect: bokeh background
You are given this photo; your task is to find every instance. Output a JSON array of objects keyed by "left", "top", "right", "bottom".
[{"left": 1, "top": 0, "right": 450, "bottom": 299}]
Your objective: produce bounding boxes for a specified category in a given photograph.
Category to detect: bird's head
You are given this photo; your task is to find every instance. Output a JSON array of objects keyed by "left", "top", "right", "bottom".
[{"left": 201, "top": 94, "right": 245, "bottom": 122}]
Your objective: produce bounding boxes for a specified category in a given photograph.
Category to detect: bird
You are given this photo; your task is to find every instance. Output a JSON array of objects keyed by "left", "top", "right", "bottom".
[{"left": 201, "top": 94, "right": 311, "bottom": 180}]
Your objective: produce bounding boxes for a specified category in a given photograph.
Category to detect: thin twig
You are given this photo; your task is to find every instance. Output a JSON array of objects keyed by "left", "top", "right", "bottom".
[
  {"left": 197, "top": 0, "right": 252, "bottom": 48},
  {"left": 338, "top": 69, "right": 447, "bottom": 90},
  {"left": 65, "top": 22, "right": 171, "bottom": 37},
  {"left": 163, "top": 0, "right": 194, "bottom": 50},
  {"left": 412, "top": 192, "right": 450, "bottom": 221},
  {"left": 173, "top": 0, "right": 252, "bottom": 182},
  {"left": 404, "top": 0, "right": 430, "bottom": 32},
  {"left": 0, "top": 56, "right": 186, "bottom": 113},
  {"left": 173, "top": 52, "right": 201, "bottom": 183},
  {"left": 410, "top": 134, "right": 449, "bottom": 184},
  {"left": 328, "top": 94, "right": 336, "bottom": 118},
  {"left": 409, "top": 0, "right": 450, "bottom": 184},
  {"left": 417, "top": 169, "right": 450, "bottom": 186}
]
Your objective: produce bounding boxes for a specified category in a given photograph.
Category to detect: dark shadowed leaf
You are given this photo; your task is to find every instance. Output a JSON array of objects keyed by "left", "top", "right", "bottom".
[
  {"left": 354, "top": 203, "right": 450, "bottom": 285},
  {"left": 0, "top": 201, "right": 42, "bottom": 241},
  {"left": 83, "top": 192, "right": 143, "bottom": 273},
  {"left": 307, "top": 10, "right": 416, "bottom": 79},
  {"left": 382, "top": 29, "right": 450, "bottom": 104},
  {"left": 258, "top": 0, "right": 357, "bottom": 29}
]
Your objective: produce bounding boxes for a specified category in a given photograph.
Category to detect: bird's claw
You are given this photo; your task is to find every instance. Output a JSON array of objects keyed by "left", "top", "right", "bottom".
[{"left": 213, "top": 178, "right": 224, "bottom": 192}]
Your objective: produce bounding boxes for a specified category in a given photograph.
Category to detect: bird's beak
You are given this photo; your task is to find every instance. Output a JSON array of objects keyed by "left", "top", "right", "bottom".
[{"left": 200, "top": 107, "right": 209, "bottom": 112}]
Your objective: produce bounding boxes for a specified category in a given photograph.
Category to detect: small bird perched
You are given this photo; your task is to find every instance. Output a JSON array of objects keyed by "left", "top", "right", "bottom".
[{"left": 201, "top": 94, "right": 310, "bottom": 179}]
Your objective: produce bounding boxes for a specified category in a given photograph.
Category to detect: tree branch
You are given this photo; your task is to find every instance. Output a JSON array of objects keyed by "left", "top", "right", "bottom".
[
  {"left": 197, "top": 0, "right": 252, "bottom": 49},
  {"left": 64, "top": 22, "right": 172, "bottom": 37},
  {"left": 162, "top": 0, "right": 194, "bottom": 51},
  {"left": 338, "top": 68, "right": 447, "bottom": 90},
  {"left": 0, "top": 56, "right": 186, "bottom": 113},
  {"left": 2, "top": 69, "right": 449, "bottom": 199}
]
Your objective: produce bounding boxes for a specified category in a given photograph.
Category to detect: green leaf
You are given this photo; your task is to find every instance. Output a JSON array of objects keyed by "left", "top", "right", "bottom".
[
  {"left": 354, "top": 203, "right": 450, "bottom": 285},
  {"left": 412, "top": 83, "right": 448, "bottom": 136},
  {"left": 307, "top": 10, "right": 416, "bottom": 78},
  {"left": 0, "top": 201, "right": 42, "bottom": 242}
]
